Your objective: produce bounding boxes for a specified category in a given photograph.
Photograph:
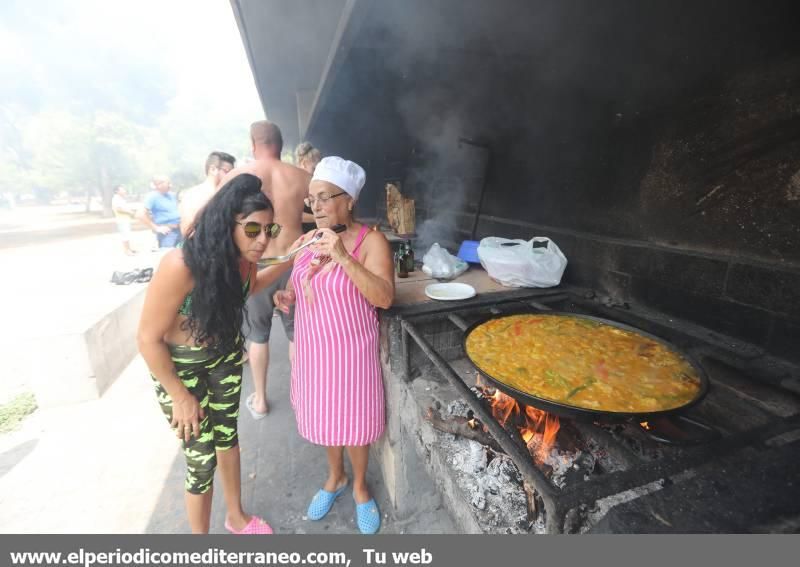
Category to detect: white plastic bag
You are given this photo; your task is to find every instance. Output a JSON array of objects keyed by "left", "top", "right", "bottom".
[
  {"left": 421, "top": 243, "right": 469, "bottom": 279},
  {"left": 477, "top": 236, "right": 567, "bottom": 288}
]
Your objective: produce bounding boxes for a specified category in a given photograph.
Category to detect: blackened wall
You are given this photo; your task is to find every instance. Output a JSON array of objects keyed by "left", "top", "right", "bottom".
[
  {"left": 306, "top": 0, "right": 800, "bottom": 360},
  {"left": 476, "top": 216, "right": 800, "bottom": 363}
]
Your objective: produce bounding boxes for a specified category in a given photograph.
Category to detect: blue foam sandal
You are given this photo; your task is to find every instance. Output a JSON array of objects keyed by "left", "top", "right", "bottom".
[
  {"left": 355, "top": 498, "right": 381, "bottom": 534},
  {"left": 307, "top": 483, "right": 348, "bottom": 521}
]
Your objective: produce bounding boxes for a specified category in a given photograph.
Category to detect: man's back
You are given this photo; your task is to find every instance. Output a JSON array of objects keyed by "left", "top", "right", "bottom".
[{"left": 179, "top": 181, "right": 216, "bottom": 235}]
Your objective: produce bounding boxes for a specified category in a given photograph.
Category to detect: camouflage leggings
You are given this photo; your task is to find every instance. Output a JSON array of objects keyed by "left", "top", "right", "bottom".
[{"left": 152, "top": 343, "right": 244, "bottom": 495}]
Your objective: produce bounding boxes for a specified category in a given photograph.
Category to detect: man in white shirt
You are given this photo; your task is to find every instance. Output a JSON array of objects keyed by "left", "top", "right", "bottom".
[{"left": 111, "top": 185, "right": 138, "bottom": 255}]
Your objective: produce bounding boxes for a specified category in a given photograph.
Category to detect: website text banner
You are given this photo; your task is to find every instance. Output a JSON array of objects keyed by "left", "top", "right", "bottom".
[{"left": 0, "top": 535, "right": 794, "bottom": 567}]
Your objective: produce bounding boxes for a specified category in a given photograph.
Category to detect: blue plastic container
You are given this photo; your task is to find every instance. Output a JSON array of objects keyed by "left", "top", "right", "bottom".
[{"left": 457, "top": 240, "right": 481, "bottom": 264}]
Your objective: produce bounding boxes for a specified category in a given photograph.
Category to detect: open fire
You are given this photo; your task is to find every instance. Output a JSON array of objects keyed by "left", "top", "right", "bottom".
[
  {"left": 394, "top": 282, "right": 800, "bottom": 532},
  {"left": 475, "top": 375, "right": 561, "bottom": 462}
]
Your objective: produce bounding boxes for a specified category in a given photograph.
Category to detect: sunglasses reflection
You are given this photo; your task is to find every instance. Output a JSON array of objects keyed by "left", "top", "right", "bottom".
[{"left": 237, "top": 221, "right": 282, "bottom": 238}]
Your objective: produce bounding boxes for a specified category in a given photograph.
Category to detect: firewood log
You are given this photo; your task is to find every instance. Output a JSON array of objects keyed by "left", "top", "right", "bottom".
[
  {"left": 386, "top": 182, "right": 415, "bottom": 235},
  {"left": 424, "top": 407, "right": 503, "bottom": 453}
]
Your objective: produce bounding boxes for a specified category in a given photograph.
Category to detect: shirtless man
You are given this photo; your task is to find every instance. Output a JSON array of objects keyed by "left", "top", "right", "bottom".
[
  {"left": 220, "top": 121, "right": 310, "bottom": 418},
  {"left": 179, "top": 151, "right": 236, "bottom": 235}
]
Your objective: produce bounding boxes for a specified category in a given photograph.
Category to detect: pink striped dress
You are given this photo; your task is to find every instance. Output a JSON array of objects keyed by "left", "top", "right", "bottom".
[{"left": 290, "top": 224, "right": 385, "bottom": 446}]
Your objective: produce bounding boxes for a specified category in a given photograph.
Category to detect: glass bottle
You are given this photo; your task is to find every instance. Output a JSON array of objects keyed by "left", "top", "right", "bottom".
[
  {"left": 396, "top": 245, "right": 408, "bottom": 278},
  {"left": 405, "top": 240, "right": 415, "bottom": 273}
]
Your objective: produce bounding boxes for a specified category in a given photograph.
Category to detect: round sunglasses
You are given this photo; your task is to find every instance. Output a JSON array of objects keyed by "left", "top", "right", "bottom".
[{"left": 236, "top": 221, "right": 282, "bottom": 239}]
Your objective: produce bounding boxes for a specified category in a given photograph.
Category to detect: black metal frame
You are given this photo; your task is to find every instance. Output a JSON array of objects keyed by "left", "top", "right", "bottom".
[
  {"left": 400, "top": 318, "right": 563, "bottom": 533},
  {"left": 394, "top": 294, "right": 800, "bottom": 533},
  {"left": 461, "top": 311, "right": 710, "bottom": 422}
]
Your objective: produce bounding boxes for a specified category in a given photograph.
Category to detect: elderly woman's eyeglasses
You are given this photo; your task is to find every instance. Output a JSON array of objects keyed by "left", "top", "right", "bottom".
[
  {"left": 304, "top": 192, "right": 346, "bottom": 208},
  {"left": 236, "top": 221, "right": 282, "bottom": 239}
]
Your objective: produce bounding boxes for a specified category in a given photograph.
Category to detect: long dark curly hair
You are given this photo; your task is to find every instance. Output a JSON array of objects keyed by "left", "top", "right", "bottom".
[{"left": 181, "top": 173, "right": 271, "bottom": 354}]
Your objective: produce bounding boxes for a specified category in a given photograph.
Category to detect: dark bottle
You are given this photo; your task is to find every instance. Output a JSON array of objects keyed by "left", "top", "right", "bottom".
[
  {"left": 396, "top": 245, "right": 408, "bottom": 278},
  {"left": 405, "top": 240, "right": 415, "bottom": 273}
]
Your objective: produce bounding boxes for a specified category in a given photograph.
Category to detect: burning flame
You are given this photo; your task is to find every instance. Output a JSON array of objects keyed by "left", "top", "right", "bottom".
[
  {"left": 640, "top": 421, "right": 650, "bottom": 430},
  {"left": 476, "top": 375, "right": 560, "bottom": 462}
]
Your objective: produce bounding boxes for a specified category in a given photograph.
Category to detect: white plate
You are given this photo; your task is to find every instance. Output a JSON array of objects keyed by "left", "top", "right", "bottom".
[{"left": 424, "top": 282, "right": 476, "bottom": 301}]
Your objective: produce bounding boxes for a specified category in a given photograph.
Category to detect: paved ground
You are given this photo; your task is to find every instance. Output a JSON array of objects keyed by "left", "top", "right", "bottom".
[
  {"left": 0, "top": 321, "right": 455, "bottom": 534},
  {"left": 0, "top": 204, "right": 133, "bottom": 250},
  {"left": 0, "top": 354, "right": 177, "bottom": 533}
]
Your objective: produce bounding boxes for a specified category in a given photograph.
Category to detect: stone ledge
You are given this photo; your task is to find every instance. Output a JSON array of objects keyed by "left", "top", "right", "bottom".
[
  {"left": 10, "top": 288, "right": 146, "bottom": 407},
  {"left": 375, "top": 346, "right": 530, "bottom": 533}
]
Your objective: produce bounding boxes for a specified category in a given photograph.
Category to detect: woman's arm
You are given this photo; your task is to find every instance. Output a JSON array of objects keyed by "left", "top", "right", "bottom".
[
  {"left": 136, "top": 250, "right": 202, "bottom": 441},
  {"left": 251, "top": 262, "right": 292, "bottom": 295},
  {"left": 314, "top": 228, "right": 395, "bottom": 309},
  {"left": 273, "top": 272, "right": 296, "bottom": 314},
  {"left": 251, "top": 230, "right": 316, "bottom": 295}
]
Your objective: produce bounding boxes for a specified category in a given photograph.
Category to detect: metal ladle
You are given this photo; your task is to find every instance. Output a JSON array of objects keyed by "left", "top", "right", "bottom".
[{"left": 257, "top": 224, "right": 346, "bottom": 267}]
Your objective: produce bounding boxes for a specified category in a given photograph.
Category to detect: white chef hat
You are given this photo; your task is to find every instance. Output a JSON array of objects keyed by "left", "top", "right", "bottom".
[{"left": 311, "top": 156, "right": 366, "bottom": 201}]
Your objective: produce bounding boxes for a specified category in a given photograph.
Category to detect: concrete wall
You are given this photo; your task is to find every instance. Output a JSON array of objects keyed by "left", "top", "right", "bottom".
[
  {"left": 480, "top": 217, "right": 800, "bottom": 363},
  {"left": 20, "top": 289, "right": 145, "bottom": 407},
  {"left": 374, "top": 317, "right": 455, "bottom": 523}
]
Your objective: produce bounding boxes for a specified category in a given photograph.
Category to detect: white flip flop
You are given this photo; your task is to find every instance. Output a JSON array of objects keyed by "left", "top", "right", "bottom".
[{"left": 245, "top": 392, "right": 268, "bottom": 420}]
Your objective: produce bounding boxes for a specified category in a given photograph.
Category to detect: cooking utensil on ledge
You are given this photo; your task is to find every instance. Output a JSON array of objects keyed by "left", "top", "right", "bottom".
[{"left": 257, "top": 224, "right": 346, "bottom": 267}]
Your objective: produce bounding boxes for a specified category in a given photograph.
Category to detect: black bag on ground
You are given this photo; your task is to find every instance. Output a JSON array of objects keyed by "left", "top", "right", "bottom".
[{"left": 110, "top": 268, "right": 153, "bottom": 285}]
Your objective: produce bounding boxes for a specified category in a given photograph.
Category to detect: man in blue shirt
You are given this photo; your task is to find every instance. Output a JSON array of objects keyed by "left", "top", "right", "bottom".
[{"left": 137, "top": 175, "right": 182, "bottom": 248}]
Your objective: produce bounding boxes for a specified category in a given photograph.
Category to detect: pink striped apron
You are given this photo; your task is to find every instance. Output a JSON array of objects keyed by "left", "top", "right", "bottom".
[{"left": 290, "top": 224, "right": 385, "bottom": 446}]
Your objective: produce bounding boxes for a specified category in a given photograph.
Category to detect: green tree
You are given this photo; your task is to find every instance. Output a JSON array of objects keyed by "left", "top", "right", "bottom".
[
  {"left": 20, "top": 109, "right": 165, "bottom": 215},
  {"left": 23, "top": 109, "right": 91, "bottom": 203}
]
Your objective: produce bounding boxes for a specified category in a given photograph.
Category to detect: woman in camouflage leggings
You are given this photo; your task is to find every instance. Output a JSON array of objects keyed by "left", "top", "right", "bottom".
[
  {"left": 138, "top": 174, "right": 288, "bottom": 534},
  {"left": 151, "top": 344, "right": 245, "bottom": 495}
]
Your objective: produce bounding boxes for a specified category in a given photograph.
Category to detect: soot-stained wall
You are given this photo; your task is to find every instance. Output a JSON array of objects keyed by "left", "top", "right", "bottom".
[{"left": 306, "top": 0, "right": 800, "bottom": 361}]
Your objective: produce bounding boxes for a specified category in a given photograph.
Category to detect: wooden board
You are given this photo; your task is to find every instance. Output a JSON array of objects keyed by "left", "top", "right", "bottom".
[
  {"left": 394, "top": 266, "right": 512, "bottom": 307},
  {"left": 386, "top": 183, "right": 415, "bottom": 236}
]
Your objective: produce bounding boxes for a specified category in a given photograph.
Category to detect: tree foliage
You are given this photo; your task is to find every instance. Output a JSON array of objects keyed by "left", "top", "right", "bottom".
[{"left": 0, "top": 0, "right": 264, "bottom": 215}]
